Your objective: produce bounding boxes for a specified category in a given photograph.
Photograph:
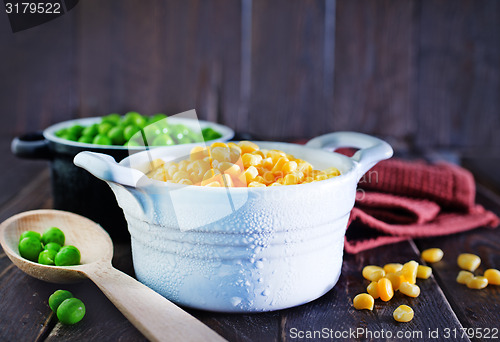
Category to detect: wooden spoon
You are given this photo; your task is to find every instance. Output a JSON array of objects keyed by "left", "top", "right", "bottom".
[{"left": 0, "top": 209, "right": 226, "bottom": 342}]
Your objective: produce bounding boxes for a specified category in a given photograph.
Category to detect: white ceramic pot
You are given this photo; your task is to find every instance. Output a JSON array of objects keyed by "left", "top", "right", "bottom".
[{"left": 74, "top": 131, "right": 392, "bottom": 312}]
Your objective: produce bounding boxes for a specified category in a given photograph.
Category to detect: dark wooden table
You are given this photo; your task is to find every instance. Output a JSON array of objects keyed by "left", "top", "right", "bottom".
[{"left": 1, "top": 139, "right": 499, "bottom": 342}]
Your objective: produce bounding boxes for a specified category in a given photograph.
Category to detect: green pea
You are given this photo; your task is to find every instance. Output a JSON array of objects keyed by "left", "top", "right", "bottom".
[
  {"left": 202, "top": 128, "right": 222, "bottom": 141},
  {"left": 55, "top": 128, "right": 68, "bottom": 137},
  {"left": 124, "top": 139, "right": 141, "bottom": 147},
  {"left": 67, "top": 125, "right": 84, "bottom": 138},
  {"left": 55, "top": 245, "right": 81, "bottom": 266},
  {"left": 124, "top": 112, "right": 142, "bottom": 124},
  {"left": 133, "top": 116, "right": 147, "bottom": 128},
  {"left": 123, "top": 125, "right": 140, "bottom": 141},
  {"left": 44, "top": 242, "right": 61, "bottom": 252},
  {"left": 78, "top": 136, "right": 94, "bottom": 144},
  {"left": 38, "top": 249, "right": 57, "bottom": 265},
  {"left": 41, "top": 227, "right": 65, "bottom": 246},
  {"left": 152, "top": 134, "right": 175, "bottom": 146},
  {"left": 102, "top": 113, "right": 121, "bottom": 125},
  {"left": 49, "top": 290, "right": 74, "bottom": 312},
  {"left": 57, "top": 298, "right": 85, "bottom": 325},
  {"left": 108, "top": 127, "right": 125, "bottom": 145},
  {"left": 82, "top": 124, "right": 98, "bottom": 137},
  {"left": 149, "top": 113, "right": 167, "bottom": 124},
  {"left": 19, "top": 231, "right": 41, "bottom": 243},
  {"left": 177, "top": 136, "right": 192, "bottom": 144},
  {"left": 18, "top": 237, "right": 43, "bottom": 262},
  {"left": 97, "top": 122, "right": 113, "bottom": 135},
  {"left": 61, "top": 133, "right": 79, "bottom": 141},
  {"left": 92, "top": 134, "right": 112, "bottom": 145}
]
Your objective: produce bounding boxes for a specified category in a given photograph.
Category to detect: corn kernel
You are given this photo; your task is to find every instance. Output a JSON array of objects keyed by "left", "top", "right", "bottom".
[
  {"left": 166, "top": 164, "right": 178, "bottom": 178},
  {"left": 367, "top": 282, "right": 379, "bottom": 299},
  {"left": 384, "top": 263, "right": 403, "bottom": 274},
  {"left": 467, "top": 276, "right": 488, "bottom": 289},
  {"left": 248, "top": 181, "right": 266, "bottom": 188},
  {"left": 149, "top": 158, "right": 165, "bottom": 170},
  {"left": 271, "top": 157, "right": 289, "bottom": 172},
  {"left": 229, "top": 147, "right": 241, "bottom": 163},
  {"left": 457, "top": 253, "right": 481, "bottom": 272},
  {"left": 282, "top": 161, "right": 297, "bottom": 174},
  {"left": 172, "top": 170, "right": 190, "bottom": 183},
  {"left": 362, "top": 265, "right": 386, "bottom": 282},
  {"left": 297, "top": 161, "right": 313, "bottom": 175},
  {"left": 238, "top": 141, "right": 259, "bottom": 154},
  {"left": 251, "top": 150, "right": 265, "bottom": 158},
  {"left": 325, "top": 167, "right": 341, "bottom": 177},
  {"left": 400, "top": 260, "right": 418, "bottom": 284},
  {"left": 210, "top": 142, "right": 228, "bottom": 148},
  {"left": 314, "top": 172, "right": 328, "bottom": 181},
  {"left": 484, "top": 269, "right": 500, "bottom": 285},
  {"left": 352, "top": 293, "right": 374, "bottom": 311},
  {"left": 262, "top": 157, "right": 274, "bottom": 169},
  {"left": 421, "top": 248, "right": 444, "bottom": 263},
  {"left": 267, "top": 150, "right": 287, "bottom": 163},
  {"left": 417, "top": 265, "right": 432, "bottom": 279},
  {"left": 399, "top": 282, "right": 420, "bottom": 298},
  {"left": 269, "top": 182, "right": 282, "bottom": 186},
  {"left": 177, "top": 160, "right": 190, "bottom": 172},
  {"left": 456, "top": 270, "right": 474, "bottom": 285},
  {"left": 217, "top": 162, "right": 241, "bottom": 176},
  {"left": 239, "top": 166, "right": 259, "bottom": 184},
  {"left": 242, "top": 153, "right": 263, "bottom": 168},
  {"left": 263, "top": 171, "right": 276, "bottom": 184},
  {"left": 283, "top": 173, "right": 299, "bottom": 185},
  {"left": 178, "top": 179, "right": 193, "bottom": 185},
  {"left": 302, "top": 176, "right": 314, "bottom": 183},
  {"left": 190, "top": 146, "right": 210, "bottom": 160},
  {"left": 211, "top": 146, "right": 231, "bottom": 162},
  {"left": 393, "top": 305, "right": 414, "bottom": 322},
  {"left": 254, "top": 175, "right": 265, "bottom": 184},
  {"left": 385, "top": 272, "right": 404, "bottom": 291},
  {"left": 377, "top": 278, "right": 394, "bottom": 302}
]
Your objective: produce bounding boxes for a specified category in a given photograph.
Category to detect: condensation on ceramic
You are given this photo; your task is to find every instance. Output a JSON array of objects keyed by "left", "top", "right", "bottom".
[{"left": 75, "top": 132, "right": 393, "bottom": 312}]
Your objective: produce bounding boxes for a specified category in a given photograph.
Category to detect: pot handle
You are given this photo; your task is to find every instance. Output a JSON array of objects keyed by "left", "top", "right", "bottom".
[
  {"left": 74, "top": 151, "right": 148, "bottom": 188},
  {"left": 305, "top": 131, "right": 393, "bottom": 178},
  {"left": 11, "top": 132, "right": 52, "bottom": 159}
]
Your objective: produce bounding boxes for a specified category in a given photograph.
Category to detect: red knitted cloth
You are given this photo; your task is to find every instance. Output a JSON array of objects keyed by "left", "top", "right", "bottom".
[{"left": 344, "top": 158, "right": 499, "bottom": 253}]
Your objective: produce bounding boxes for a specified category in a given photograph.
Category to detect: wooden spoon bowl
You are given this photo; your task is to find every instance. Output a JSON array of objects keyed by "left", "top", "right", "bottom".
[
  {"left": 0, "top": 209, "right": 112, "bottom": 283},
  {"left": 0, "top": 209, "right": 225, "bottom": 342}
]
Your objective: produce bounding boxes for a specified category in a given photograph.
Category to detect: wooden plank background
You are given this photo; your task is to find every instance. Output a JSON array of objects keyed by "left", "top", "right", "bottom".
[{"left": 1, "top": 0, "right": 500, "bottom": 151}]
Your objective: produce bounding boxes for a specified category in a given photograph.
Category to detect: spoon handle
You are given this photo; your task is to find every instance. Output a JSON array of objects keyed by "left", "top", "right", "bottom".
[{"left": 83, "top": 263, "right": 226, "bottom": 342}]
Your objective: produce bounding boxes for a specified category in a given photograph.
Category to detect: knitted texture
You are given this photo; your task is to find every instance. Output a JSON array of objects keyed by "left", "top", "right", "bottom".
[{"left": 344, "top": 158, "right": 499, "bottom": 254}]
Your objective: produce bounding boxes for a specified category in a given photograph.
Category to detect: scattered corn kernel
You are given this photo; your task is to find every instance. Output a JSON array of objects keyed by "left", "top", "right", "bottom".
[
  {"left": 399, "top": 282, "right": 420, "bottom": 298},
  {"left": 384, "top": 263, "right": 403, "bottom": 274},
  {"left": 456, "top": 270, "right": 474, "bottom": 285},
  {"left": 457, "top": 253, "right": 481, "bottom": 272},
  {"left": 367, "top": 281, "right": 380, "bottom": 299},
  {"left": 417, "top": 265, "right": 432, "bottom": 279},
  {"left": 421, "top": 248, "right": 444, "bottom": 263},
  {"left": 353, "top": 293, "right": 374, "bottom": 310},
  {"left": 393, "top": 305, "right": 414, "bottom": 322},
  {"left": 484, "top": 269, "right": 500, "bottom": 285},
  {"left": 248, "top": 181, "right": 266, "bottom": 187},
  {"left": 400, "top": 261, "right": 418, "bottom": 284},
  {"left": 467, "top": 276, "right": 488, "bottom": 289},
  {"left": 362, "top": 265, "right": 386, "bottom": 282},
  {"left": 377, "top": 278, "right": 394, "bottom": 302},
  {"left": 385, "top": 272, "right": 404, "bottom": 291}
]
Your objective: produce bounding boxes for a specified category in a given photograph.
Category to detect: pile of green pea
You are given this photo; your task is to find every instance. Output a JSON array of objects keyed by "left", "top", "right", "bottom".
[
  {"left": 55, "top": 112, "right": 223, "bottom": 146},
  {"left": 18, "top": 227, "right": 81, "bottom": 266},
  {"left": 49, "top": 290, "right": 85, "bottom": 325}
]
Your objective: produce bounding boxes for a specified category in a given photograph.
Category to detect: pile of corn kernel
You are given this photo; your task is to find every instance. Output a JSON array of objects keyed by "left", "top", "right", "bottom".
[
  {"left": 146, "top": 141, "right": 341, "bottom": 187},
  {"left": 352, "top": 247, "right": 499, "bottom": 323}
]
